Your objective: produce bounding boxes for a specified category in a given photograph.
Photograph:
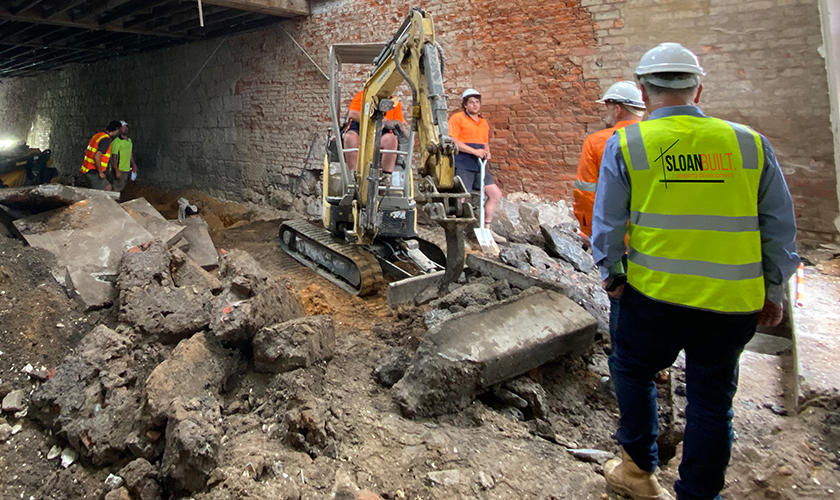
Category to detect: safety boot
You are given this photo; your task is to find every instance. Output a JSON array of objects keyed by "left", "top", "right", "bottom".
[{"left": 604, "top": 449, "right": 674, "bottom": 500}]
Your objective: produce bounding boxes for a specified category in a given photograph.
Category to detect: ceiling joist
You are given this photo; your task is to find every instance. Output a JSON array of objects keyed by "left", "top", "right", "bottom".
[{"left": 0, "top": 0, "right": 308, "bottom": 78}]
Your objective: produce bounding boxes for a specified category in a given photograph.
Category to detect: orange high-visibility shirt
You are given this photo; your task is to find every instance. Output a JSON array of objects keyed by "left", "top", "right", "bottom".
[
  {"left": 448, "top": 111, "right": 489, "bottom": 145},
  {"left": 573, "top": 119, "right": 639, "bottom": 237},
  {"left": 348, "top": 91, "right": 404, "bottom": 123}
]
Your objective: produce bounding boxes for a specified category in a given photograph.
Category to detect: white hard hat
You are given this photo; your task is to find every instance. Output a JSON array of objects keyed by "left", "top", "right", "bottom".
[
  {"left": 596, "top": 81, "right": 644, "bottom": 108},
  {"left": 461, "top": 88, "right": 481, "bottom": 100},
  {"left": 635, "top": 42, "right": 705, "bottom": 89}
]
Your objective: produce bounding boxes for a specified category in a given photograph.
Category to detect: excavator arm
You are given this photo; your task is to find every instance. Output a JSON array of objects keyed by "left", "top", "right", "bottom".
[{"left": 353, "top": 8, "right": 475, "bottom": 287}]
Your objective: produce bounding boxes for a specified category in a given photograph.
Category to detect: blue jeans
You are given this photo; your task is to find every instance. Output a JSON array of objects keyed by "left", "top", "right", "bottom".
[{"left": 609, "top": 285, "right": 757, "bottom": 500}]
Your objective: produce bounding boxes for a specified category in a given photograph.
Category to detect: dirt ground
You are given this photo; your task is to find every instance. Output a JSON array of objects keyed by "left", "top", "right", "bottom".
[{"left": 0, "top": 187, "right": 839, "bottom": 499}]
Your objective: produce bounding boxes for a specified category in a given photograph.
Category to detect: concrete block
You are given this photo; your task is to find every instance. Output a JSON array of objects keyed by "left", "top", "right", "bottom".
[
  {"left": 393, "top": 288, "right": 596, "bottom": 417},
  {"left": 182, "top": 216, "right": 218, "bottom": 270},
  {"left": 0, "top": 184, "right": 119, "bottom": 217},
  {"left": 13, "top": 197, "right": 154, "bottom": 309},
  {"left": 120, "top": 198, "right": 185, "bottom": 246}
]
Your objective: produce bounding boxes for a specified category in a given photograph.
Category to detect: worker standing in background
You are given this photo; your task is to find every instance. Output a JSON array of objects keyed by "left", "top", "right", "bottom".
[
  {"left": 592, "top": 43, "right": 799, "bottom": 500},
  {"left": 342, "top": 90, "right": 404, "bottom": 185},
  {"left": 449, "top": 88, "right": 503, "bottom": 228},
  {"left": 108, "top": 120, "right": 138, "bottom": 193},
  {"left": 573, "top": 81, "right": 645, "bottom": 241},
  {"left": 80, "top": 120, "right": 121, "bottom": 190},
  {"left": 574, "top": 81, "right": 646, "bottom": 339}
]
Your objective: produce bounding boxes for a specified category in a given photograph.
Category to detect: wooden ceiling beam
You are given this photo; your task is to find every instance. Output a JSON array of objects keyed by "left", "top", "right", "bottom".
[
  {"left": 201, "top": 0, "right": 308, "bottom": 17},
  {"left": 0, "top": 6, "right": 199, "bottom": 39}
]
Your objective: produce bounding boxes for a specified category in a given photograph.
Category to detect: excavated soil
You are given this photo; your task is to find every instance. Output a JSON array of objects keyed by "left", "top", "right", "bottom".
[{"left": 0, "top": 186, "right": 838, "bottom": 499}]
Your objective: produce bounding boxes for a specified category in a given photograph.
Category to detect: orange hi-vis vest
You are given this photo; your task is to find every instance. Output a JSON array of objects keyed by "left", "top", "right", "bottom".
[{"left": 80, "top": 132, "right": 111, "bottom": 174}]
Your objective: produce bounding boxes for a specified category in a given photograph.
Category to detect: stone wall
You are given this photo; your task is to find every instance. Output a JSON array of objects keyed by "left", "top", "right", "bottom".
[{"left": 0, "top": 0, "right": 836, "bottom": 241}]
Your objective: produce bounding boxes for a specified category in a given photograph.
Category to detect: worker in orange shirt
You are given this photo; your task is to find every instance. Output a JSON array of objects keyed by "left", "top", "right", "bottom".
[
  {"left": 342, "top": 90, "right": 405, "bottom": 184},
  {"left": 573, "top": 81, "right": 646, "bottom": 240},
  {"left": 449, "top": 88, "right": 503, "bottom": 227}
]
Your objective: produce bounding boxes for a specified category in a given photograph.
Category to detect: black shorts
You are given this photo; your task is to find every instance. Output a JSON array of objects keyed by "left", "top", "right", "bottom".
[
  {"left": 342, "top": 120, "right": 397, "bottom": 136},
  {"left": 455, "top": 167, "right": 495, "bottom": 192}
]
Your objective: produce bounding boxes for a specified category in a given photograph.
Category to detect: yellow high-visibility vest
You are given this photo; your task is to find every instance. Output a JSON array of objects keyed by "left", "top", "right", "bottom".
[{"left": 616, "top": 115, "right": 765, "bottom": 313}]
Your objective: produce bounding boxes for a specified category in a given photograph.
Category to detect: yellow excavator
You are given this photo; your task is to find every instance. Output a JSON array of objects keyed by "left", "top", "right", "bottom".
[{"left": 279, "top": 8, "right": 475, "bottom": 298}]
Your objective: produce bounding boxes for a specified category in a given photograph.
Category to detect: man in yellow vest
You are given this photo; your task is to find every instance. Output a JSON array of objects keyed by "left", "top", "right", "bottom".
[
  {"left": 80, "top": 120, "right": 121, "bottom": 190},
  {"left": 592, "top": 43, "right": 799, "bottom": 500}
]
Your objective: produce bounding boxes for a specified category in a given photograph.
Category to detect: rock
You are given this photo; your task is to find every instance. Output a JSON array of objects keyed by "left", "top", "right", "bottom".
[
  {"left": 116, "top": 240, "right": 173, "bottom": 291},
  {"left": 392, "top": 350, "right": 483, "bottom": 418},
  {"left": 210, "top": 250, "right": 304, "bottom": 343},
  {"left": 10, "top": 423, "right": 21, "bottom": 434},
  {"left": 119, "top": 285, "right": 212, "bottom": 344},
  {"left": 117, "top": 241, "right": 212, "bottom": 343},
  {"left": 143, "top": 332, "right": 235, "bottom": 424},
  {"left": 104, "top": 473, "right": 124, "bottom": 490},
  {"left": 373, "top": 348, "right": 412, "bottom": 388},
  {"left": 30, "top": 325, "right": 164, "bottom": 465},
  {"left": 428, "top": 282, "right": 496, "bottom": 311},
  {"left": 567, "top": 448, "right": 613, "bottom": 464},
  {"left": 284, "top": 396, "right": 337, "bottom": 459},
  {"left": 119, "top": 458, "right": 162, "bottom": 500},
  {"left": 477, "top": 470, "right": 495, "bottom": 490},
  {"left": 61, "top": 447, "right": 78, "bottom": 468},
  {"left": 426, "top": 469, "right": 462, "bottom": 486},
  {"left": 161, "top": 404, "right": 222, "bottom": 493},
  {"left": 490, "top": 193, "right": 577, "bottom": 245},
  {"left": 2, "top": 389, "right": 26, "bottom": 413},
  {"left": 0, "top": 423, "right": 12, "bottom": 442},
  {"left": 170, "top": 247, "right": 223, "bottom": 293},
  {"left": 502, "top": 377, "right": 549, "bottom": 419},
  {"left": 540, "top": 224, "right": 594, "bottom": 272},
  {"left": 22, "top": 363, "right": 50, "bottom": 381},
  {"left": 104, "top": 487, "right": 132, "bottom": 500},
  {"left": 252, "top": 316, "right": 335, "bottom": 374},
  {"left": 47, "top": 445, "right": 61, "bottom": 459}
]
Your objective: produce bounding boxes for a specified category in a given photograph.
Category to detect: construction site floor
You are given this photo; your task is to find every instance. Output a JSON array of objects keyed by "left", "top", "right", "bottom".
[{"left": 0, "top": 186, "right": 838, "bottom": 499}]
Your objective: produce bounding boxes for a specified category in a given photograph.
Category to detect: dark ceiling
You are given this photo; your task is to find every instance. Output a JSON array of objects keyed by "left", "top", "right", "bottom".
[{"left": 0, "top": 0, "right": 309, "bottom": 78}]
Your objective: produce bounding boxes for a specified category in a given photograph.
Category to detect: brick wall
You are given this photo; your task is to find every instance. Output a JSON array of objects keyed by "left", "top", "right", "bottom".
[
  {"left": 0, "top": 0, "right": 836, "bottom": 241},
  {"left": 581, "top": 0, "right": 837, "bottom": 242}
]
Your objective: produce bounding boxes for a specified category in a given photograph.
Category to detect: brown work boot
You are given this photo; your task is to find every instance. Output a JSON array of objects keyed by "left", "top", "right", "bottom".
[{"left": 604, "top": 449, "right": 674, "bottom": 500}]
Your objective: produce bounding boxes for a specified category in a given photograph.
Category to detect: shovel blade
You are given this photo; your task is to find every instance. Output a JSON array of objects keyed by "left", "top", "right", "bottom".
[{"left": 474, "top": 227, "right": 500, "bottom": 256}]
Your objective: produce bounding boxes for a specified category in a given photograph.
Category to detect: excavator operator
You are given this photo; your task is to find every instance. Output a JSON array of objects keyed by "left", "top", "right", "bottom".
[{"left": 342, "top": 90, "right": 405, "bottom": 184}]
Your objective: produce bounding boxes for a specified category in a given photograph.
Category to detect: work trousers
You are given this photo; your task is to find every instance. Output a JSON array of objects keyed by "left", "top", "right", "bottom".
[{"left": 609, "top": 285, "right": 757, "bottom": 500}]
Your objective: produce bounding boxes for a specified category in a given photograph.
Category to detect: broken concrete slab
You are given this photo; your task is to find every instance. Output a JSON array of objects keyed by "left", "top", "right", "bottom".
[
  {"left": 121, "top": 198, "right": 185, "bottom": 247},
  {"left": 252, "top": 316, "right": 335, "bottom": 374},
  {"left": 30, "top": 325, "right": 167, "bottom": 465},
  {"left": 393, "top": 288, "right": 597, "bottom": 417},
  {"left": 0, "top": 184, "right": 118, "bottom": 214},
  {"left": 467, "top": 253, "right": 609, "bottom": 336},
  {"left": 182, "top": 216, "right": 218, "bottom": 270},
  {"left": 386, "top": 270, "right": 445, "bottom": 307},
  {"left": 170, "top": 247, "right": 222, "bottom": 293},
  {"left": 490, "top": 193, "right": 578, "bottom": 246},
  {"left": 13, "top": 197, "right": 155, "bottom": 309},
  {"left": 541, "top": 224, "right": 594, "bottom": 273},
  {"left": 117, "top": 240, "right": 174, "bottom": 291}
]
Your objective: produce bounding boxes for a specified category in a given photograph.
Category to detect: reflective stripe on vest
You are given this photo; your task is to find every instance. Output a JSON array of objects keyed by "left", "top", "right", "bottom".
[
  {"left": 617, "top": 115, "right": 765, "bottom": 313},
  {"left": 80, "top": 132, "right": 111, "bottom": 173}
]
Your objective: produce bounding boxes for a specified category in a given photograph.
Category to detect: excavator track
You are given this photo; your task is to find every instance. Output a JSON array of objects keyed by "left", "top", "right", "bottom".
[{"left": 278, "top": 219, "right": 385, "bottom": 296}]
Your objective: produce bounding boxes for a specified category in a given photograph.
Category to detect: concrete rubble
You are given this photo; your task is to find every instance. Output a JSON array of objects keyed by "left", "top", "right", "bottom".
[
  {"left": 209, "top": 249, "right": 304, "bottom": 343},
  {"left": 393, "top": 287, "right": 597, "bottom": 417},
  {"left": 253, "top": 315, "right": 335, "bottom": 373},
  {"left": 117, "top": 240, "right": 212, "bottom": 344},
  {"left": 1, "top": 186, "right": 219, "bottom": 312},
  {"left": 30, "top": 325, "right": 166, "bottom": 465}
]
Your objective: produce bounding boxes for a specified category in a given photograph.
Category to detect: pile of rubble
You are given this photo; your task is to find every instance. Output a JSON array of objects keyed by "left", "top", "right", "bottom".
[{"left": 0, "top": 185, "right": 614, "bottom": 497}]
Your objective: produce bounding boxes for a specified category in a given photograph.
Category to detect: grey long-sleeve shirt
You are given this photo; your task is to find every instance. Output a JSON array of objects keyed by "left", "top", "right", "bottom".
[{"left": 591, "top": 105, "right": 800, "bottom": 305}]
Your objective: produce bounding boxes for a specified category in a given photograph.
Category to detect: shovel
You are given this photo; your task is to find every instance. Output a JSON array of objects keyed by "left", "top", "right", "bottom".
[{"left": 474, "top": 158, "right": 500, "bottom": 256}]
